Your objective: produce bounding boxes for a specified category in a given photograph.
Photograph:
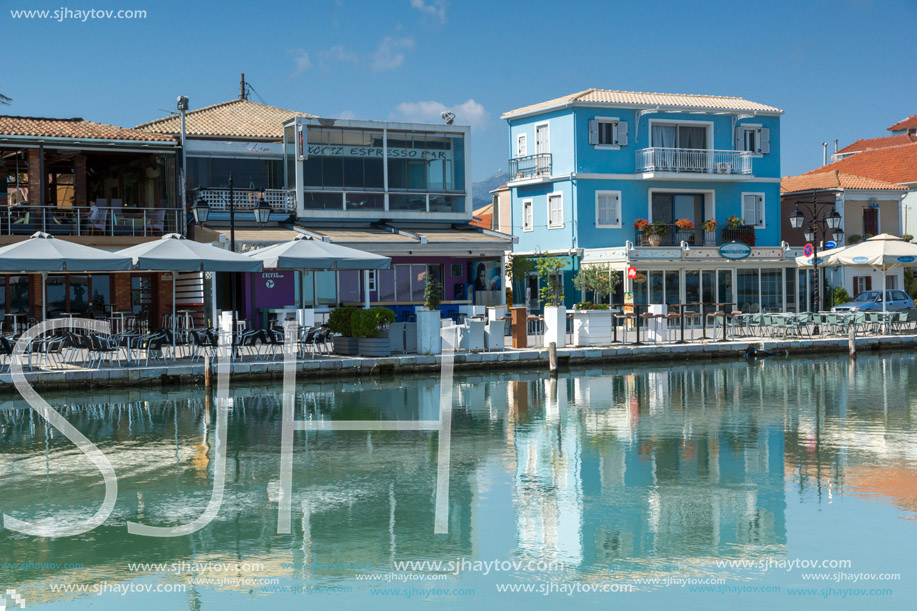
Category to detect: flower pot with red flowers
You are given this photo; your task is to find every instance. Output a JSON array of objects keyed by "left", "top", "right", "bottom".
[
  {"left": 674, "top": 218, "right": 694, "bottom": 244},
  {"left": 702, "top": 219, "right": 717, "bottom": 245}
]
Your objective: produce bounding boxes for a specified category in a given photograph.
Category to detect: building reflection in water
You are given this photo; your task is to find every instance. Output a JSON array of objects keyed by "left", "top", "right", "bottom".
[{"left": 0, "top": 353, "right": 915, "bottom": 606}]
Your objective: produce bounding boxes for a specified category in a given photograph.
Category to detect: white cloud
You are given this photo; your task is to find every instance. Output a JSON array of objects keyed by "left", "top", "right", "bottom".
[
  {"left": 318, "top": 45, "right": 359, "bottom": 70},
  {"left": 288, "top": 49, "right": 312, "bottom": 77},
  {"left": 409, "top": 0, "right": 447, "bottom": 24},
  {"left": 370, "top": 36, "right": 415, "bottom": 71},
  {"left": 390, "top": 99, "right": 489, "bottom": 132},
  {"left": 337, "top": 110, "right": 357, "bottom": 120}
]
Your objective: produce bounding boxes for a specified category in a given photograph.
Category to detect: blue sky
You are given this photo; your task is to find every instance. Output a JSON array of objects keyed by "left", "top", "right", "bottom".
[{"left": 2, "top": 0, "right": 915, "bottom": 182}]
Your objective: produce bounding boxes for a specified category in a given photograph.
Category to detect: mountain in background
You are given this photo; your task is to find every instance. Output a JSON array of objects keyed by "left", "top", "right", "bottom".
[{"left": 471, "top": 170, "right": 508, "bottom": 207}]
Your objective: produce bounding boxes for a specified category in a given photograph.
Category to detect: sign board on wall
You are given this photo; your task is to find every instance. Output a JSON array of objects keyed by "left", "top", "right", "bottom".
[{"left": 719, "top": 242, "right": 753, "bottom": 260}]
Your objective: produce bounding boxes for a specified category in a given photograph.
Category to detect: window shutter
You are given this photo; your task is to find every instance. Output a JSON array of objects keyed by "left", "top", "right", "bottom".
[
  {"left": 588, "top": 120, "right": 598, "bottom": 145},
  {"left": 617, "top": 121, "right": 628, "bottom": 146},
  {"left": 742, "top": 195, "right": 757, "bottom": 225},
  {"left": 613, "top": 193, "right": 621, "bottom": 225},
  {"left": 735, "top": 127, "right": 744, "bottom": 151},
  {"left": 755, "top": 195, "right": 764, "bottom": 226},
  {"left": 759, "top": 128, "right": 770, "bottom": 154},
  {"left": 865, "top": 277, "right": 872, "bottom": 291}
]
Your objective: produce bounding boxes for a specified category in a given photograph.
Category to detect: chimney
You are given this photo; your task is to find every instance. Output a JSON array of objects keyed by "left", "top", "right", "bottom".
[{"left": 822, "top": 142, "right": 828, "bottom": 166}]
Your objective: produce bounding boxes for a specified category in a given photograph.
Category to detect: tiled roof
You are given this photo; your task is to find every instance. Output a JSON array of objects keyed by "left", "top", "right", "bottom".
[
  {"left": 801, "top": 142, "right": 917, "bottom": 185},
  {"left": 502, "top": 88, "right": 782, "bottom": 118},
  {"left": 782, "top": 170, "right": 907, "bottom": 194},
  {"left": 135, "top": 98, "right": 314, "bottom": 139},
  {"left": 887, "top": 115, "right": 917, "bottom": 132},
  {"left": 0, "top": 115, "right": 176, "bottom": 142},
  {"left": 836, "top": 134, "right": 917, "bottom": 155},
  {"left": 471, "top": 204, "right": 493, "bottom": 229}
]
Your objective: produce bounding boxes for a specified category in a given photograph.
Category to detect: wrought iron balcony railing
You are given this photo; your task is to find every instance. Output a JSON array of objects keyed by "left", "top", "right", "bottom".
[
  {"left": 635, "top": 148, "right": 753, "bottom": 175},
  {"left": 634, "top": 224, "right": 757, "bottom": 247},
  {"left": 508, "top": 153, "right": 552, "bottom": 180}
]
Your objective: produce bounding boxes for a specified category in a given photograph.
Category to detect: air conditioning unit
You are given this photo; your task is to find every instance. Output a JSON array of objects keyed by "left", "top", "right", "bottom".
[{"left": 716, "top": 162, "right": 732, "bottom": 174}]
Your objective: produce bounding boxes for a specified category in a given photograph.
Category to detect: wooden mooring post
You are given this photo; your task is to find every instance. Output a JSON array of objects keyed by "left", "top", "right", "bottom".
[
  {"left": 548, "top": 342, "right": 558, "bottom": 375},
  {"left": 204, "top": 355, "right": 212, "bottom": 390}
]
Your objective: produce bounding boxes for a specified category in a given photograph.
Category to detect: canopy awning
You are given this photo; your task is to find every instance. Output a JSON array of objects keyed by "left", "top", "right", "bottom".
[
  {"left": 116, "top": 233, "right": 263, "bottom": 272},
  {"left": 246, "top": 234, "right": 391, "bottom": 270}
]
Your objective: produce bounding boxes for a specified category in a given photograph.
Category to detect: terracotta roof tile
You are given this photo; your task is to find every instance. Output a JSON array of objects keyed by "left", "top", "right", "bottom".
[
  {"left": 472, "top": 204, "right": 493, "bottom": 229},
  {"left": 801, "top": 142, "right": 917, "bottom": 185},
  {"left": 782, "top": 170, "right": 908, "bottom": 194},
  {"left": 502, "top": 88, "right": 782, "bottom": 118},
  {"left": 836, "top": 134, "right": 917, "bottom": 155},
  {"left": 887, "top": 115, "right": 917, "bottom": 132},
  {"left": 0, "top": 115, "right": 175, "bottom": 142},
  {"left": 136, "top": 98, "right": 314, "bottom": 139}
]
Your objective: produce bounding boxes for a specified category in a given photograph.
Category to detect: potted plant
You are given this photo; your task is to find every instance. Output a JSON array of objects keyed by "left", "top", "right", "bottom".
[
  {"left": 351, "top": 307, "right": 396, "bottom": 357},
  {"left": 416, "top": 276, "right": 443, "bottom": 355},
  {"left": 726, "top": 215, "right": 744, "bottom": 229},
  {"left": 674, "top": 218, "right": 694, "bottom": 231},
  {"left": 328, "top": 306, "right": 360, "bottom": 355},
  {"left": 702, "top": 218, "right": 717, "bottom": 233},
  {"left": 537, "top": 255, "right": 567, "bottom": 348},
  {"left": 571, "top": 266, "right": 619, "bottom": 345}
]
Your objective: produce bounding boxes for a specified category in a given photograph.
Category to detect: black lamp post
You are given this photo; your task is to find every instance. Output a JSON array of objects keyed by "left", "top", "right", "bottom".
[{"left": 789, "top": 193, "right": 843, "bottom": 328}]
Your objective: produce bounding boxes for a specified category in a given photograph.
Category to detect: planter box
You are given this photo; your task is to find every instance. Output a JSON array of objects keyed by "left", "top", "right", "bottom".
[
  {"left": 416, "top": 309, "right": 442, "bottom": 355},
  {"left": 571, "top": 310, "right": 613, "bottom": 346},
  {"left": 332, "top": 336, "right": 359, "bottom": 356},
  {"left": 358, "top": 337, "right": 391, "bottom": 357},
  {"left": 543, "top": 306, "right": 567, "bottom": 348}
]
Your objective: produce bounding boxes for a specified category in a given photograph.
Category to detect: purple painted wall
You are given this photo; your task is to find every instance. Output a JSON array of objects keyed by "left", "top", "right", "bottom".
[{"left": 243, "top": 271, "right": 297, "bottom": 323}]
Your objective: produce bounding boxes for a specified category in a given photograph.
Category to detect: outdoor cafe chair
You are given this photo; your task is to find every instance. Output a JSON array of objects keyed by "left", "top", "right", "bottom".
[
  {"left": 892, "top": 311, "right": 908, "bottom": 334},
  {"left": 190, "top": 330, "right": 217, "bottom": 362},
  {"left": 298, "top": 327, "right": 317, "bottom": 358},
  {"left": 258, "top": 328, "right": 285, "bottom": 361},
  {"left": 88, "top": 334, "right": 120, "bottom": 369},
  {"left": 139, "top": 332, "right": 167, "bottom": 366},
  {"left": 0, "top": 336, "right": 15, "bottom": 372}
]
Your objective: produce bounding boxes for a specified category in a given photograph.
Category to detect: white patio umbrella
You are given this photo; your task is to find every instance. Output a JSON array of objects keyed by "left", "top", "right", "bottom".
[
  {"left": 817, "top": 234, "right": 917, "bottom": 312},
  {"left": 116, "top": 233, "right": 263, "bottom": 339},
  {"left": 246, "top": 234, "right": 390, "bottom": 310},
  {"left": 0, "top": 231, "right": 131, "bottom": 321}
]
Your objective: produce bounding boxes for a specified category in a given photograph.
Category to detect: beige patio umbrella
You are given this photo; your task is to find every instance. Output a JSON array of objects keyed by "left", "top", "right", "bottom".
[{"left": 819, "top": 234, "right": 917, "bottom": 312}]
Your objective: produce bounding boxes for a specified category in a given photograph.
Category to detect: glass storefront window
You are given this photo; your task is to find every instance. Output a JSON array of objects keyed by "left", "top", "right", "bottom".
[
  {"left": 345, "top": 193, "right": 384, "bottom": 210},
  {"left": 91, "top": 275, "right": 111, "bottom": 317},
  {"left": 338, "top": 271, "right": 360, "bottom": 303},
  {"left": 701, "top": 270, "right": 715, "bottom": 312},
  {"left": 315, "top": 271, "right": 337, "bottom": 306},
  {"left": 761, "top": 269, "right": 782, "bottom": 312},
  {"left": 9, "top": 276, "right": 28, "bottom": 314},
  {"left": 685, "top": 271, "right": 699, "bottom": 304},
  {"left": 717, "top": 270, "right": 733, "bottom": 306},
  {"left": 301, "top": 272, "right": 315, "bottom": 306},
  {"left": 649, "top": 271, "right": 664, "bottom": 304},
  {"left": 665, "top": 271, "right": 680, "bottom": 305},
  {"left": 632, "top": 271, "right": 647, "bottom": 306},
  {"left": 395, "top": 265, "right": 412, "bottom": 301},
  {"left": 46, "top": 275, "right": 66, "bottom": 317},
  {"left": 284, "top": 125, "right": 295, "bottom": 190},
  {"left": 377, "top": 269, "right": 395, "bottom": 302},
  {"left": 303, "top": 192, "right": 343, "bottom": 210},
  {"left": 189, "top": 157, "right": 284, "bottom": 190},
  {"left": 786, "top": 269, "right": 797, "bottom": 312},
  {"left": 411, "top": 264, "right": 427, "bottom": 302},
  {"left": 389, "top": 194, "right": 426, "bottom": 211},
  {"left": 68, "top": 275, "right": 90, "bottom": 314},
  {"left": 737, "top": 269, "right": 759, "bottom": 312},
  {"left": 429, "top": 195, "right": 465, "bottom": 213}
]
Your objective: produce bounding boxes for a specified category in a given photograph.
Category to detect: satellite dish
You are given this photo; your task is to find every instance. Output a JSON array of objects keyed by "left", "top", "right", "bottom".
[{"left": 441, "top": 111, "right": 455, "bottom": 125}]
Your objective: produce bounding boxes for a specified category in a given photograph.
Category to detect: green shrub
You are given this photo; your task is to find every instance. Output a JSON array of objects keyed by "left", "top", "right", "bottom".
[
  {"left": 832, "top": 286, "right": 850, "bottom": 306},
  {"left": 328, "top": 306, "right": 360, "bottom": 337},
  {"left": 424, "top": 277, "right": 443, "bottom": 310},
  {"left": 350, "top": 307, "right": 396, "bottom": 338},
  {"left": 573, "top": 302, "right": 610, "bottom": 311},
  {"left": 847, "top": 234, "right": 863, "bottom": 245},
  {"left": 902, "top": 234, "right": 914, "bottom": 242}
]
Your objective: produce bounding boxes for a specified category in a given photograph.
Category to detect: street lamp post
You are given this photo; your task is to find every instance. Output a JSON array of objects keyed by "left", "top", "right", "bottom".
[{"left": 789, "top": 193, "right": 843, "bottom": 333}]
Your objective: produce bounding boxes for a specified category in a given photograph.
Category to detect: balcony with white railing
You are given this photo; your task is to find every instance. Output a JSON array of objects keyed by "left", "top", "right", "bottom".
[
  {"left": 508, "top": 153, "right": 552, "bottom": 181},
  {"left": 635, "top": 148, "right": 753, "bottom": 176},
  {"left": 196, "top": 188, "right": 296, "bottom": 213}
]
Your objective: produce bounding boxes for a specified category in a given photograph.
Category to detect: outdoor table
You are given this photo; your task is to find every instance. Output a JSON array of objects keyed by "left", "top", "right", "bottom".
[
  {"left": 59, "top": 312, "right": 80, "bottom": 332},
  {"left": 113, "top": 311, "right": 133, "bottom": 334},
  {"left": 671, "top": 304, "right": 689, "bottom": 344},
  {"left": 711, "top": 303, "right": 733, "bottom": 342}
]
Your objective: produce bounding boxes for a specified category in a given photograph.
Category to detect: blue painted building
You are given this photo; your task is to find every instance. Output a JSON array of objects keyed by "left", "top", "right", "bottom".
[{"left": 504, "top": 89, "right": 805, "bottom": 313}]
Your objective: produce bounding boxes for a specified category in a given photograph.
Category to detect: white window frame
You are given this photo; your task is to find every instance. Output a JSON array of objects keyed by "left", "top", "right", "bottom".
[
  {"left": 594, "top": 116, "right": 621, "bottom": 150},
  {"left": 516, "top": 133, "right": 527, "bottom": 158},
  {"left": 648, "top": 119, "right": 714, "bottom": 150},
  {"left": 595, "top": 190, "right": 622, "bottom": 228},
  {"left": 367, "top": 270, "right": 377, "bottom": 292},
  {"left": 742, "top": 192, "right": 766, "bottom": 229},
  {"left": 737, "top": 123, "right": 765, "bottom": 157},
  {"left": 547, "top": 192, "right": 564, "bottom": 229},
  {"left": 522, "top": 199, "right": 534, "bottom": 232},
  {"left": 534, "top": 121, "right": 550, "bottom": 156}
]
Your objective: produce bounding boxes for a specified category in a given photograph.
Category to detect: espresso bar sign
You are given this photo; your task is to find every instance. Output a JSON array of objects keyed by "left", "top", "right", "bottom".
[{"left": 307, "top": 145, "right": 449, "bottom": 160}]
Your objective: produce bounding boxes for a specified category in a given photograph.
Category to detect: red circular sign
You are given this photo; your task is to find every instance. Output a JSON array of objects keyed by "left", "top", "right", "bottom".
[{"left": 803, "top": 243, "right": 813, "bottom": 258}]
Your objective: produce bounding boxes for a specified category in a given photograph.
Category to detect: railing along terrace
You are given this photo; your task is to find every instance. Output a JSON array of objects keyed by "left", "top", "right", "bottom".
[
  {"left": 1, "top": 205, "right": 183, "bottom": 237},
  {"left": 634, "top": 223, "right": 717, "bottom": 247},
  {"left": 636, "top": 148, "right": 753, "bottom": 175},
  {"left": 509, "top": 153, "right": 552, "bottom": 180},
  {"left": 197, "top": 188, "right": 296, "bottom": 212}
]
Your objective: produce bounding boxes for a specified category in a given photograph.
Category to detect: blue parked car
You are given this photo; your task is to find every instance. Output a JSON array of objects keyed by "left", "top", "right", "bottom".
[{"left": 832, "top": 290, "right": 914, "bottom": 312}]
